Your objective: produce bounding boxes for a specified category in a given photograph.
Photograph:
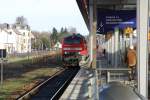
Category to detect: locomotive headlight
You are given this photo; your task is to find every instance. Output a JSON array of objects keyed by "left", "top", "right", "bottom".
[
  {"left": 64, "top": 52, "right": 67, "bottom": 54},
  {"left": 64, "top": 48, "right": 70, "bottom": 50},
  {"left": 75, "top": 48, "right": 82, "bottom": 50},
  {"left": 63, "top": 48, "right": 82, "bottom": 50}
]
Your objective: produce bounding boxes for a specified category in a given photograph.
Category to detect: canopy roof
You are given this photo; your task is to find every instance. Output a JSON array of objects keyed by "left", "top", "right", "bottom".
[{"left": 76, "top": 0, "right": 136, "bottom": 29}]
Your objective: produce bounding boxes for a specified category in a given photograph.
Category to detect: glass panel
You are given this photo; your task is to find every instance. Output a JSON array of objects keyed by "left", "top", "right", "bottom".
[
  {"left": 64, "top": 36, "right": 81, "bottom": 44},
  {"left": 148, "top": 0, "right": 150, "bottom": 99}
]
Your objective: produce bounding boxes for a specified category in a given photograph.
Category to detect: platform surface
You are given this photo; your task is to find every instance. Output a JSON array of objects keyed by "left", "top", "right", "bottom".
[{"left": 60, "top": 68, "right": 93, "bottom": 100}]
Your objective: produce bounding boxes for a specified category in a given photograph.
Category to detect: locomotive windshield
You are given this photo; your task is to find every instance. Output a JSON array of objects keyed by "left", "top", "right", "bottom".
[{"left": 64, "top": 37, "right": 81, "bottom": 44}]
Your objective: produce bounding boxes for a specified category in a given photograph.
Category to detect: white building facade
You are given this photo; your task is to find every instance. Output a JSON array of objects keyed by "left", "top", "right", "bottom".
[{"left": 0, "top": 24, "right": 34, "bottom": 54}]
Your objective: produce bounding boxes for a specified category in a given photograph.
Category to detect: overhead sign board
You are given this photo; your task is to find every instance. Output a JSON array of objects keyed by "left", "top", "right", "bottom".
[{"left": 97, "top": 9, "right": 136, "bottom": 34}]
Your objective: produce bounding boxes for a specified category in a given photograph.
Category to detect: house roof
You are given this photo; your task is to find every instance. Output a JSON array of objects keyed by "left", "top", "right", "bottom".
[
  {"left": 12, "top": 29, "right": 22, "bottom": 35},
  {"left": 54, "top": 42, "right": 62, "bottom": 48}
]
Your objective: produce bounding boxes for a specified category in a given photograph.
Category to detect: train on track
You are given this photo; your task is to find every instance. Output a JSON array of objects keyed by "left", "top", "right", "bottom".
[{"left": 62, "top": 33, "right": 88, "bottom": 67}]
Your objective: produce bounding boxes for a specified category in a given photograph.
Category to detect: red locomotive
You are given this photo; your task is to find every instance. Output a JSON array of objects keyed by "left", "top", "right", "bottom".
[{"left": 62, "top": 34, "right": 88, "bottom": 67}]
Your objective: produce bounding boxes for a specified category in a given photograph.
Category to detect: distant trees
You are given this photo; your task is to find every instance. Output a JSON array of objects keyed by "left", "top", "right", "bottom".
[
  {"left": 32, "top": 27, "right": 77, "bottom": 50},
  {"left": 60, "top": 27, "right": 68, "bottom": 33},
  {"left": 14, "top": 16, "right": 77, "bottom": 50},
  {"left": 31, "top": 31, "right": 50, "bottom": 50},
  {"left": 57, "top": 27, "right": 70, "bottom": 42},
  {"left": 32, "top": 39, "right": 41, "bottom": 50},
  {"left": 31, "top": 31, "right": 40, "bottom": 50},
  {"left": 60, "top": 27, "right": 64, "bottom": 33},
  {"left": 49, "top": 27, "right": 78, "bottom": 46},
  {"left": 0, "top": 16, "right": 79, "bottom": 50},
  {"left": 64, "top": 28, "right": 68, "bottom": 33},
  {"left": 41, "top": 32, "right": 51, "bottom": 49},
  {"left": 50, "top": 27, "right": 58, "bottom": 47}
]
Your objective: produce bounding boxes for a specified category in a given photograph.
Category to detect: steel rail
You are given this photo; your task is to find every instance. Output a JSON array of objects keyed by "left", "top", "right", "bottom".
[{"left": 17, "top": 68, "right": 65, "bottom": 100}]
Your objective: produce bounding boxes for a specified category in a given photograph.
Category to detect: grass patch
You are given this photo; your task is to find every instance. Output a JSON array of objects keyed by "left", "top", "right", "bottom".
[
  {"left": 0, "top": 67, "right": 61, "bottom": 99},
  {"left": 0, "top": 52, "right": 62, "bottom": 99}
]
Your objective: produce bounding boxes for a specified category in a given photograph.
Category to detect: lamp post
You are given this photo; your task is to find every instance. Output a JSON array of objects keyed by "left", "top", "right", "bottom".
[
  {"left": 27, "top": 41, "right": 29, "bottom": 61},
  {"left": 36, "top": 38, "right": 43, "bottom": 57},
  {"left": 1, "top": 50, "right": 3, "bottom": 85}
]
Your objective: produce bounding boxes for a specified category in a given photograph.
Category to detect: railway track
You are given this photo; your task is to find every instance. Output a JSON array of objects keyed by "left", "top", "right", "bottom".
[{"left": 17, "top": 67, "right": 80, "bottom": 100}]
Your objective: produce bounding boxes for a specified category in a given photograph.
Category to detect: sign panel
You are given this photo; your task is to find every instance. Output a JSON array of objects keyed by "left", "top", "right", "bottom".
[
  {"left": 0, "top": 49, "right": 6, "bottom": 58},
  {"left": 97, "top": 9, "right": 136, "bottom": 34}
]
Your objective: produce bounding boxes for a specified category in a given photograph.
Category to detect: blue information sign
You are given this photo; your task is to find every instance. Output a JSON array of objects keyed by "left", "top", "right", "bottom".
[{"left": 97, "top": 9, "right": 136, "bottom": 34}]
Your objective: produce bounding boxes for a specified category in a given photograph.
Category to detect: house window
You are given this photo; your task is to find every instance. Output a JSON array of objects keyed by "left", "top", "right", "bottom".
[
  {"left": 28, "top": 39, "right": 30, "bottom": 43},
  {"left": 23, "top": 32, "right": 25, "bottom": 36}
]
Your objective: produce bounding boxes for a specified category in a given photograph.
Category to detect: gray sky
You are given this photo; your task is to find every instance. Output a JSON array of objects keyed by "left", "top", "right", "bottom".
[{"left": 0, "top": 0, "right": 89, "bottom": 35}]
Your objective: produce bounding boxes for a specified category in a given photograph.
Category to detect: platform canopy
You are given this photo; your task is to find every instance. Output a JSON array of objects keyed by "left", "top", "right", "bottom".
[
  {"left": 76, "top": 0, "right": 136, "bottom": 31},
  {"left": 77, "top": 0, "right": 149, "bottom": 98}
]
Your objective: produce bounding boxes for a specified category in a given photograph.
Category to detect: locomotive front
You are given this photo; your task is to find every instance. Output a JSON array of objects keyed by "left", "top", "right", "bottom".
[{"left": 62, "top": 34, "right": 87, "bottom": 67}]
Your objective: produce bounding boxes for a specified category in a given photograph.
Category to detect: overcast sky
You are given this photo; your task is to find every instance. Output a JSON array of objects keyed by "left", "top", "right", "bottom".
[{"left": 0, "top": 0, "right": 89, "bottom": 35}]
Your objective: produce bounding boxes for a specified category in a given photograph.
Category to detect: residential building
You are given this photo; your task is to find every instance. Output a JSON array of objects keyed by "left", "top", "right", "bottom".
[{"left": 0, "top": 23, "right": 35, "bottom": 54}]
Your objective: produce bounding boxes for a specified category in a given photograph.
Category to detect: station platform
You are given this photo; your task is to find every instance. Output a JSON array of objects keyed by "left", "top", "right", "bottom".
[
  {"left": 60, "top": 53, "right": 131, "bottom": 100},
  {"left": 60, "top": 68, "right": 93, "bottom": 100}
]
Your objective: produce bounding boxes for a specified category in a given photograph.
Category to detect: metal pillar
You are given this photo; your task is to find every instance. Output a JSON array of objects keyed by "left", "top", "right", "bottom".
[
  {"left": 129, "top": 34, "right": 133, "bottom": 47},
  {"left": 90, "top": 35, "right": 93, "bottom": 63},
  {"left": 137, "top": 0, "right": 149, "bottom": 98},
  {"left": 89, "top": 3, "right": 93, "bottom": 64},
  {"left": 114, "top": 27, "right": 119, "bottom": 67},
  {"left": 89, "top": 0, "right": 97, "bottom": 68},
  {"left": 109, "top": 38, "right": 112, "bottom": 65},
  {"left": 124, "top": 35, "right": 127, "bottom": 58},
  {"left": 107, "top": 40, "right": 110, "bottom": 63},
  {"left": 109, "top": 37, "right": 112, "bottom": 65},
  {"left": 119, "top": 35, "right": 123, "bottom": 64},
  {"left": 120, "top": 35, "right": 122, "bottom": 51},
  {"left": 1, "top": 50, "right": 3, "bottom": 85},
  {"left": 111, "top": 34, "right": 115, "bottom": 66}
]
